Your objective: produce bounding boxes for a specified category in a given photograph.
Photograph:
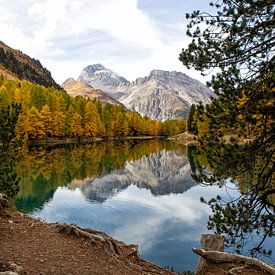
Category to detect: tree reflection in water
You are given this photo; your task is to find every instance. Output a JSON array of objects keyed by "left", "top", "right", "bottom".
[
  {"left": 190, "top": 138, "right": 274, "bottom": 258},
  {"left": 15, "top": 139, "right": 188, "bottom": 212}
]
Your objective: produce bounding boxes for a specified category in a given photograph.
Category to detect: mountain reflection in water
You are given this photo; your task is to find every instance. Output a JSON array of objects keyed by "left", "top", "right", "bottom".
[
  {"left": 14, "top": 139, "right": 228, "bottom": 272},
  {"left": 77, "top": 150, "right": 196, "bottom": 202}
]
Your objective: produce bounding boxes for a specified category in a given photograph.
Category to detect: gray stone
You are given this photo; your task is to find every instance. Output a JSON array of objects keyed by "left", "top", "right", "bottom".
[
  {"left": 78, "top": 64, "right": 129, "bottom": 99},
  {"left": 77, "top": 65, "right": 214, "bottom": 120}
]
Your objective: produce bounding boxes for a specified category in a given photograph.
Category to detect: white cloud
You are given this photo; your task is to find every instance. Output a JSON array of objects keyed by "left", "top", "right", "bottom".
[{"left": 0, "top": 0, "right": 208, "bottom": 84}]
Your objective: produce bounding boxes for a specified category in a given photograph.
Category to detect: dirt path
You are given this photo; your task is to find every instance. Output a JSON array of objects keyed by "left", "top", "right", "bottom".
[{"left": 0, "top": 207, "right": 172, "bottom": 275}]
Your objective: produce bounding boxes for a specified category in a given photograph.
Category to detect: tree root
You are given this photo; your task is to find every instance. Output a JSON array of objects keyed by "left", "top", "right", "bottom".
[
  {"left": 192, "top": 248, "right": 275, "bottom": 275},
  {"left": 56, "top": 224, "right": 172, "bottom": 274},
  {"left": 56, "top": 224, "right": 139, "bottom": 260},
  {"left": 227, "top": 265, "right": 246, "bottom": 274}
]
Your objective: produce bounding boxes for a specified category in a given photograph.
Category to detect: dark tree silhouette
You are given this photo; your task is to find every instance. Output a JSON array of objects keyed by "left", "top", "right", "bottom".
[
  {"left": 0, "top": 103, "right": 22, "bottom": 200},
  {"left": 181, "top": 0, "right": 275, "bottom": 257}
]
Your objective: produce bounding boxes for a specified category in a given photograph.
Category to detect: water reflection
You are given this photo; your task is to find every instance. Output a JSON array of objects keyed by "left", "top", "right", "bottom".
[
  {"left": 13, "top": 139, "right": 237, "bottom": 271},
  {"left": 15, "top": 140, "right": 178, "bottom": 211},
  {"left": 78, "top": 150, "right": 196, "bottom": 202},
  {"left": 191, "top": 141, "right": 275, "bottom": 260}
]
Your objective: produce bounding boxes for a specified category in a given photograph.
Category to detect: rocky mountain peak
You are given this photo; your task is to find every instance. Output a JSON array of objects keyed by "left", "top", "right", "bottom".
[
  {"left": 120, "top": 69, "right": 214, "bottom": 120},
  {"left": 63, "top": 77, "right": 75, "bottom": 84},
  {"left": 86, "top": 63, "right": 106, "bottom": 73},
  {"left": 77, "top": 64, "right": 214, "bottom": 120},
  {"left": 78, "top": 63, "right": 130, "bottom": 99}
]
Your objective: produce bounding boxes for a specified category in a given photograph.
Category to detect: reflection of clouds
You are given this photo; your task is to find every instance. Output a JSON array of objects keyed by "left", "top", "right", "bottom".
[
  {"left": 110, "top": 185, "right": 211, "bottom": 251},
  {"left": 33, "top": 183, "right": 227, "bottom": 253},
  {"left": 31, "top": 178, "right": 233, "bottom": 271}
]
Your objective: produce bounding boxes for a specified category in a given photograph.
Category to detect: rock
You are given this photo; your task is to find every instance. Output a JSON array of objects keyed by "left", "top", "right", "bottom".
[
  {"left": 120, "top": 70, "right": 214, "bottom": 120},
  {"left": 169, "top": 132, "right": 196, "bottom": 145},
  {"left": 0, "top": 272, "right": 19, "bottom": 275},
  {"left": 9, "top": 263, "right": 23, "bottom": 274},
  {"left": 77, "top": 64, "right": 214, "bottom": 120},
  {"left": 62, "top": 78, "right": 122, "bottom": 106},
  {"left": 78, "top": 64, "right": 129, "bottom": 99},
  {"left": 200, "top": 234, "right": 224, "bottom": 252}
]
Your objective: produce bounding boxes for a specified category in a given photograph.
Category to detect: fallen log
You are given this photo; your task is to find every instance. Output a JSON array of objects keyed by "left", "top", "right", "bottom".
[{"left": 192, "top": 248, "right": 275, "bottom": 275}]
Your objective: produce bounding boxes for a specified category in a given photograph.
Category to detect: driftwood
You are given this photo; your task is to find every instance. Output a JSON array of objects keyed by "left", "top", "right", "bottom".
[
  {"left": 195, "top": 234, "right": 224, "bottom": 274},
  {"left": 0, "top": 262, "right": 23, "bottom": 275},
  {"left": 193, "top": 248, "right": 275, "bottom": 275}
]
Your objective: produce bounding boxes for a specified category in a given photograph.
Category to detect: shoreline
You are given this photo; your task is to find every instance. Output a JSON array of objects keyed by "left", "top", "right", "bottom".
[
  {"left": 0, "top": 203, "right": 173, "bottom": 275},
  {"left": 1, "top": 204, "right": 270, "bottom": 275},
  {"left": 26, "top": 136, "right": 167, "bottom": 148}
]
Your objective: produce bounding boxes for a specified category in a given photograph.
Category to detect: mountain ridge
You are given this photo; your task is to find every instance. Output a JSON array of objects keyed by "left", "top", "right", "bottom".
[
  {"left": 0, "top": 41, "right": 61, "bottom": 90},
  {"left": 62, "top": 78, "right": 123, "bottom": 106},
  {"left": 77, "top": 64, "right": 214, "bottom": 120}
]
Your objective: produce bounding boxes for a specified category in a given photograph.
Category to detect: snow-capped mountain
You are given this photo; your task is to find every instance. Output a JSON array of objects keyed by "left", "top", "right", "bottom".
[
  {"left": 77, "top": 64, "right": 214, "bottom": 120},
  {"left": 78, "top": 64, "right": 130, "bottom": 99}
]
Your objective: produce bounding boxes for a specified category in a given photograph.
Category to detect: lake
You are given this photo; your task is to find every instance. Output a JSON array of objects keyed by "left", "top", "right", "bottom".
[{"left": 14, "top": 139, "right": 274, "bottom": 272}]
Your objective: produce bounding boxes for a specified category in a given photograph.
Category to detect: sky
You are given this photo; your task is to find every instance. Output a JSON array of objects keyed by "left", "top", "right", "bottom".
[{"left": 0, "top": 0, "right": 212, "bottom": 84}]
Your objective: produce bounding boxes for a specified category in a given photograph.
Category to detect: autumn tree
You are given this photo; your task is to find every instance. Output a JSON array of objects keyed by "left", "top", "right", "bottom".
[
  {"left": 0, "top": 74, "right": 184, "bottom": 141},
  {"left": 40, "top": 104, "right": 52, "bottom": 138},
  {"left": 84, "top": 100, "right": 102, "bottom": 137},
  {"left": 52, "top": 111, "right": 65, "bottom": 138},
  {"left": 27, "top": 106, "right": 45, "bottom": 139}
]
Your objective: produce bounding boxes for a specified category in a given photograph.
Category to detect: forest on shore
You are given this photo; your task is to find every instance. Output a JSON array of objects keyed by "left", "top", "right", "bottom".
[{"left": 0, "top": 74, "right": 186, "bottom": 142}]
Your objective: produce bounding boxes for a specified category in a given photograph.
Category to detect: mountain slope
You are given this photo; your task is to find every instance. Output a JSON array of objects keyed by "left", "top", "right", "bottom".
[
  {"left": 62, "top": 78, "right": 122, "bottom": 105},
  {"left": 121, "top": 70, "right": 213, "bottom": 120},
  {"left": 78, "top": 64, "right": 129, "bottom": 99},
  {"left": 78, "top": 64, "right": 214, "bottom": 120},
  {"left": 0, "top": 41, "right": 61, "bottom": 89}
]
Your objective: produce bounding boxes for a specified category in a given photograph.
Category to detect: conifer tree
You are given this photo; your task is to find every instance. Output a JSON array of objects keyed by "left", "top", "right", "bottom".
[
  {"left": 40, "top": 104, "right": 52, "bottom": 138},
  {"left": 27, "top": 106, "right": 45, "bottom": 139},
  {"left": 0, "top": 102, "right": 21, "bottom": 200},
  {"left": 181, "top": 0, "right": 275, "bottom": 256}
]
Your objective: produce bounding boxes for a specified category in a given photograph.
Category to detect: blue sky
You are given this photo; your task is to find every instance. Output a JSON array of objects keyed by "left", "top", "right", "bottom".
[{"left": 0, "top": 0, "right": 211, "bottom": 84}]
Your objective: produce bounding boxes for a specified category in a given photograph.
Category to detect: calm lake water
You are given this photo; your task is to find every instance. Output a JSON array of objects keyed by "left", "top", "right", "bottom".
[{"left": 14, "top": 139, "right": 274, "bottom": 272}]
